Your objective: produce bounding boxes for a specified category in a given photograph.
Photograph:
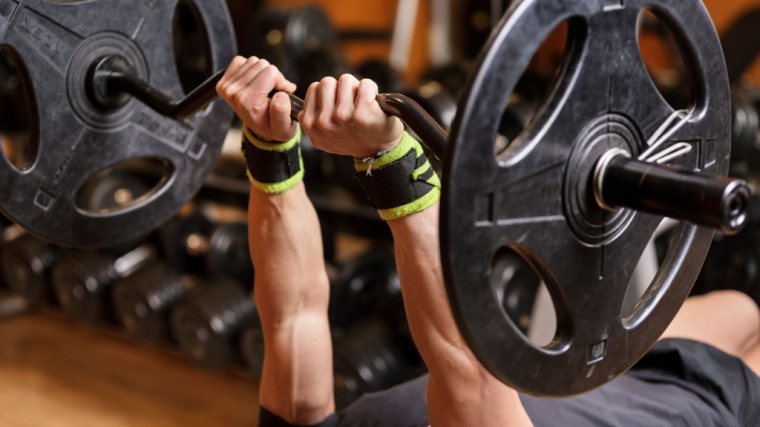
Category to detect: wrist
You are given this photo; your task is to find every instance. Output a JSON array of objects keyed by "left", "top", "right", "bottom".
[
  {"left": 242, "top": 126, "right": 304, "bottom": 194},
  {"left": 354, "top": 131, "right": 441, "bottom": 220},
  {"left": 245, "top": 124, "right": 299, "bottom": 145},
  {"left": 352, "top": 132, "right": 404, "bottom": 160}
]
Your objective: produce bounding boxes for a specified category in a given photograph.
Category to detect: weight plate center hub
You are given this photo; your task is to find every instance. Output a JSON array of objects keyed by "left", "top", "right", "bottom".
[
  {"left": 67, "top": 32, "right": 148, "bottom": 129},
  {"left": 563, "top": 114, "right": 641, "bottom": 247}
]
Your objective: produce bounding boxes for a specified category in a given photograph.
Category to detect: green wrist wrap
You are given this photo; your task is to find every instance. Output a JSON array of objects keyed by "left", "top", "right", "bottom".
[
  {"left": 354, "top": 131, "right": 441, "bottom": 220},
  {"left": 241, "top": 126, "right": 304, "bottom": 194}
]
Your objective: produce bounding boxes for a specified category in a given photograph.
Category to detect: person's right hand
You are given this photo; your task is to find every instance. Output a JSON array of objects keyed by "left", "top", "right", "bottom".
[
  {"left": 216, "top": 56, "right": 298, "bottom": 142},
  {"left": 298, "top": 74, "right": 404, "bottom": 159}
]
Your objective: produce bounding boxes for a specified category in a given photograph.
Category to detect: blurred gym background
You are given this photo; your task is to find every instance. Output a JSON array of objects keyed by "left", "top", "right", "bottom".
[{"left": 2, "top": 0, "right": 760, "bottom": 425}]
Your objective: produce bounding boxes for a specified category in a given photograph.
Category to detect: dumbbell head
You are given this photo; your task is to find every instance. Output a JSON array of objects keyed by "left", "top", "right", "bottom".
[
  {"left": 0, "top": 233, "right": 60, "bottom": 304},
  {"left": 419, "top": 62, "right": 471, "bottom": 100},
  {"left": 112, "top": 262, "right": 198, "bottom": 343},
  {"left": 53, "top": 245, "right": 154, "bottom": 323},
  {"left": 402, "top": 83, "right": 458, "bottom": 131},
  {"left": 52, "top": 251, "right": 118, "bottom": 323},
  {"left": 157, "top": 212, "right": 213, "bottom": 275},
  {"left": 75, "top": 169, "right": 153, "bottom": 213},
  {"left": 358, "top": 58, "right": 405, "bottom": 94},
  {"left": 300, "top": 131, "right": 326, "bottom": 185},
  {"left": 170, "top": 279, "right": 255, "bottom": 371},
  {"left": 239, "top": 311, "right": 265, "bottom": 380},
  {"left": 0, "top": 290, "right": 29, "bottom": 319},
  {"left": 490, "top": 249, "right": 541, "bottom": 335},
  {"left": 295, "top": 45, "right": 353, "bottom": 99},
  {"left": 330, "top": 246, "right": 398, "bottom": 328},
  {"left": 245, "top": 5, "right": 338, "bottom": 96},
  {"left": 207, "top": 223, "right": 254, "bottom": 287},
  {"left": 333, "top": 318, "right": 414, "bottom": 410}
]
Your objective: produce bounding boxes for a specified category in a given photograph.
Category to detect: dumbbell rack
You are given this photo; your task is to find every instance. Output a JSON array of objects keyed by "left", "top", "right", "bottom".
[{"left": 0, "top": 140, "right": 425, "bottom": 410}]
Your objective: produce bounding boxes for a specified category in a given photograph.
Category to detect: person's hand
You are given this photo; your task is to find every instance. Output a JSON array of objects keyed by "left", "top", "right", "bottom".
[
  {"left": 216, "top": 56, "right": 298, "bottom": 142},
  {"left": 298, "top": 74, "right": 404, "bottom": 159}
]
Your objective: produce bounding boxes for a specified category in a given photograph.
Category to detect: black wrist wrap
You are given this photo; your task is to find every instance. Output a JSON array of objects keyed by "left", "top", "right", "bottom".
[
  {"left": 354, "top": 148, "right": 436, "bottom": 210},
  {"left": 243, "top": 138, "right": 302, "bottom": 184}
]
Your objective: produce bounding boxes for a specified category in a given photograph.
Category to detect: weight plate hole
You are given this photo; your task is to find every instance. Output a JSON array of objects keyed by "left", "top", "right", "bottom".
[
  {"left": 621, "top": 219, "right": 679, "bottom": 326},
  {"left": 75, "top": 157, "right": 170, "bottom": 214},
  {"left": 490, "top": 247, "right": 556, "bottom": 347},
  {"left": 636, "top": 7, "right": 696, "bottom": 111},
  {"left": 0, "top": 45, "right": 38, "bottom": 172},
  {"left": 495, "top": 17, "right": 587, "bottom": 164},
  {"left": 173, "top": 0, "right": 214, "bottom": 96}
]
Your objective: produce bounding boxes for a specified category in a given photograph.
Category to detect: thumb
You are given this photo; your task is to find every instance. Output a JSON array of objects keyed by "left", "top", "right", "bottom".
[{"left": 269, "top": 91, "right": 298, "bottom": 141}]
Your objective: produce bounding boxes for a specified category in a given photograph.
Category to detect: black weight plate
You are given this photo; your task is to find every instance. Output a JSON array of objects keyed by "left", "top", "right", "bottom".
[
  {"left": 0, "top": 0, "right": 236, "bottom": 247},
  {"left": 442, "top": 0, "right": 729, "bottom": 396}
]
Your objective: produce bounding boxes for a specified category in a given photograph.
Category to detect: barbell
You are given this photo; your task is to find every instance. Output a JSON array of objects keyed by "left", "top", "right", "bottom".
[{"left": 0, "top": 0, "right": 750, "bottom": 396}]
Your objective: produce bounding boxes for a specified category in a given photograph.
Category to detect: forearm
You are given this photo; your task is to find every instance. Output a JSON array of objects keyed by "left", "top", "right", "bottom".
[
  {"left": 249, "top": 182, "right": 334, "bottom": 423},
  {"left": 388, "top": 206, "right": 533, "bottom": 427}
]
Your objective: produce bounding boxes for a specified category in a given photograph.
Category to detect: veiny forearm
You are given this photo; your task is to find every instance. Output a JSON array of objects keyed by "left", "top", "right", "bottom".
[
  {"left": 388, "top": 205, "right": 533, "bottom": 427},
  {"left": 248, "top": 182, "right": 334, "bottom": 423}
]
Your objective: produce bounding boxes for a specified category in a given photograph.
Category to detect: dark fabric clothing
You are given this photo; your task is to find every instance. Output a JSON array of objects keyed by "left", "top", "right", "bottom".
[{"left": 258, "top": 339, "right": 760, "bottom": 427}]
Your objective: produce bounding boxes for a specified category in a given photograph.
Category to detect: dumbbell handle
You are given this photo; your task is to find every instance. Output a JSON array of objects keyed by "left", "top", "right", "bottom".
[{"left": 95, "top": 60, "right": 750, "bottom": 234}]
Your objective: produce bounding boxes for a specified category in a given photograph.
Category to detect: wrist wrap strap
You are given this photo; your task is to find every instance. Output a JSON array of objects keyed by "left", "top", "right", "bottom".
[
  {"left": 354, "top": 131, "right": 441, "bottom": 220},
  {"left": 241, "top": 126, "right": 304, "bottom": 194}
]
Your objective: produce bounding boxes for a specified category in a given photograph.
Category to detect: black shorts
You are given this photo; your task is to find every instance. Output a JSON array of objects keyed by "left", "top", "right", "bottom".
[
  {"left": 627, "top": 338, "right": 760, "bottom": 425},
  {"left": 258, "top": 339, "right": 760, "bottom": 427}
]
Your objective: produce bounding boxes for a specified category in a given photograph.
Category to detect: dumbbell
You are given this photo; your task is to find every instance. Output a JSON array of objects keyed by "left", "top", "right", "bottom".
[
  {"left": 496, "top": 69, "right": 552, "bottom": 147},
  {"left": 329, "top": 245, "right": 399, "bottom": 328},
  {"left": 170, "top": 278, "right": 255, "bottom": 371},
  {"left": 693, "top": 196, "right": 760, "bottom": 300},
  {"left": 357, "top": 58, "right": 405, "bottom": 94},
  {"left": 75, "top": 169, "right": 153, "bottom": 213},
  {"left": 157, "top": 212, "right": 212, "bottom": 275},
  {"left": 403, "top": 62, "right": 471, "bottom": 132},
  {"left": 172, "top": 0, "right": 213, "bottom": 94},
  {"left": 158, "top": 213, "right": 254, "bottom": 285},
  {"left": 0, "top": 289, "right": 29, "bottom": 319},
  {"left": 245, "top": 5, "right": 339, "bottom": 98},
  {"left": 111, "top": 261, "right": 202, "bottom": 343},
  {"left": 729, "top": 87, "right": 760, "bottom": 178},
  {"left": 0, "top": 233, "right": 62, "bottom": 305},
  {"left": 693, "top": 231, "right": 760, "bottom": 300},
  {"left": 295, "top": 45, "right": 353, "bottom": 98},
  {"left": 299, "top": 130, "right": 327, "bottom": 186},
  {"left": 239, "top": 308, "right": 265, "bottom": 379},
  {"left": 0, "top": 48, "right": 30, "bottom": 134},
  {"left": 333, "top": 317, "right": 416, "bottom": 410},
  {"left": 490, "top": 249, "right": 542, "bottom": 335},
  {"left": 52, "top": 244, "right": 156, "bottom": 323}
]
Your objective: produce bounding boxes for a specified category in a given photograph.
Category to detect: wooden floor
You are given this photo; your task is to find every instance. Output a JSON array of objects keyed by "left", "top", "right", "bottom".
[{"left": 0, "top": 313, "right": 259, "bottom": 427}]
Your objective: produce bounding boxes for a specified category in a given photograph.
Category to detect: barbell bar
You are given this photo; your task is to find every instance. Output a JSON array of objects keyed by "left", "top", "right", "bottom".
[{"left": 90, "top": 53, "right": 749, "bottom": 235}]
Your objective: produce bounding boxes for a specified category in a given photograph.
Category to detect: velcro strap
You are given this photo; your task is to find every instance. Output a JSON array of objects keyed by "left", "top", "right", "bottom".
[
  {"left": 241, "top": 127, "right": 304, "bottom": 194},
  {"left": 355, "top": 149, "right": 430, "bottom": 209},
  {"left": 243, "top": 140, "right": 301, "bottom": 184},
  {"left": 351, "top": 132, "right": 441, "bottom": 219}
]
